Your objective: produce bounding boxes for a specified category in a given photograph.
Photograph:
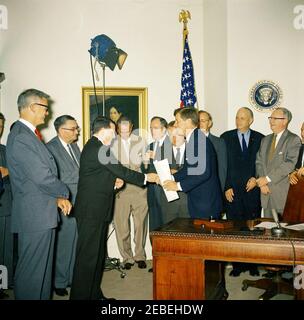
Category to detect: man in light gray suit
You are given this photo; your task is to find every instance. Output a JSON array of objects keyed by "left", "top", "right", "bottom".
[
  {"left": 198, "top": 110, "right": 227, "bottom": 192},
  {"left": 0, "top": 112, "right": 13, "bottom": 299},
  {"left": 47, "top": 115, "right": 80, "bottom": 296},
  {"left": 6, "top": 89, "right": 72, "bottom": 300},
  {"left": 256, "top": 107, "right": 301, "bottom": 217}
]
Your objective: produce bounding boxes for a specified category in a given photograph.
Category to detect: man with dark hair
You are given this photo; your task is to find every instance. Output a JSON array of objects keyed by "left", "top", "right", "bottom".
[
  {"left": 46, "top": 115, "right": 81, "bottom": 296},
  {"left": 163, "top": 108, "right": 222, "bottom": 219},
  {"left": 198, "top": 110, "right": 227, "bottom": 192},
  {"left": 6, "top": 89, "right": 72, "bottom": 299},
  {"left": 70, "top": 116, "right": 158, "bottom": 300},
  {"left": 111, "top": 116, "right": 148, "bottom": 270},
  {"left": 0, "top": 112, "right": 14, "bottom": 299}
]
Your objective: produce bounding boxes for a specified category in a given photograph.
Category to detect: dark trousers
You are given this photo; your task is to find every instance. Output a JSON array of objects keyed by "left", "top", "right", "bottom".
[
  {"left": 70, "top": 218, "right": 108, "bottom": 300},
  {"left": 14, "top": 229, "right": 55, "bottom": 300},
  {"left": 0, "top": 215, "right": 14, "bottom": 287},
  {"left": 147, "top": 185, "right": 164, "bottom": 232},
  {"left": 54, "top": 215, "right": 78, "bottom": 289}
]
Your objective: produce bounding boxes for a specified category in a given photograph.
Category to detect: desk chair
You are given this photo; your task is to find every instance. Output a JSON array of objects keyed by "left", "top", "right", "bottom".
[{"left": 242, "top": 177, "right": 304, "bottom": 300}]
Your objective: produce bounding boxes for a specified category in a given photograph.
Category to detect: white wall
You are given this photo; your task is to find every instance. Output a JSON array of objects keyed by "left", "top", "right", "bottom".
[{"left": 227, "top": 0, "right": 304, "bottom": 136}]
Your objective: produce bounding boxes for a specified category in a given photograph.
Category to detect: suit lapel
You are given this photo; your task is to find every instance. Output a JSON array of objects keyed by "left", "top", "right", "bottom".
[{"left": 54, "top": 137, "right": 78, "bottom": 170}]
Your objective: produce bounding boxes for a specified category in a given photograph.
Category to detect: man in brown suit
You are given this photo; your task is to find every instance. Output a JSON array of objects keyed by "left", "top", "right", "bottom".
[{"left": 112, "top": 116, "right": 148, "bottom": 270}]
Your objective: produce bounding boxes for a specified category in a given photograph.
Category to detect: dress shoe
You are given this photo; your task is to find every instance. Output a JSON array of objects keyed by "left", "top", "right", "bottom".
[
  {"left": 148, "top": 267, "right": 153, "bottom": 273},
  {"left": 229, "top": 268, "right": 242, "bottom": 277},
  {"left": 124, "top": 262, "right": 134, "bottom": 270},
  {"left": 54, "top": 288, "right": 69, "bottom": 296},
  {"left": 136, "top": 260, "right": 147, "bottom": 269},
  {"left": 249, "top": 267, "right": 260, "bottom": 277},
  {"left": 0, "top": 289, "right": 9, "bottom": 299}
]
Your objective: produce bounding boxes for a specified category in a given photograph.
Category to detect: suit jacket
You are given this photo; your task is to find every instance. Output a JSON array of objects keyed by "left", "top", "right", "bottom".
[
  {"left": 74, "top": 136, "right": 145, "bottom": 223},
  {"left": 221, "top": 129, "right": 264, "bottom": 193},
  {"left": 174, "top": 128, "right": 222, "bottom": 219},
  {"left": 256, "top": 129, "right": 301, "bottom": 211},
  {"left": 6, "top": 121, "right": 69, "bottom": 233},
  {"left": 0, "top": 144, "right": 12, "bottom": 217},
  {"left": 208, "top": 133, "right": 227, "bottom": 192},
  {"left": 46, "top": 136, "right": 81, "bottom": 204},
  {"left": 295, "top": 144, "right": 304, "bottom": 169}
]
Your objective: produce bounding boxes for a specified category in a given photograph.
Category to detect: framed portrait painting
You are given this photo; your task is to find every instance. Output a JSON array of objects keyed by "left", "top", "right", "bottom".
[{"left": 82, "top": 86, "right": 148, "bottom": 143}]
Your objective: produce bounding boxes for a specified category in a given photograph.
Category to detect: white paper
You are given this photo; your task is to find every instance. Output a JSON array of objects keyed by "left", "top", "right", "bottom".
[
  {"left": 283, "top": 223, "right": 304, "bottom": 231},
  {"left": 153, "top": 159, "right": 179, "bottom": 202},
  {"left": 254, "top": 222, "right": 288, "bottom": 229}
]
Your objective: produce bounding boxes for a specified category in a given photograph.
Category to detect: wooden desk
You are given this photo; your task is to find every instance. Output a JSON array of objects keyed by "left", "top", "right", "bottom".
[{"left": 150, "top": 218, "right": 304, "bottom": 300}]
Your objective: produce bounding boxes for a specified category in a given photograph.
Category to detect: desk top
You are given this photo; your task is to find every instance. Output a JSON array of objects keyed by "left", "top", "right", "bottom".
[{"left": 150, "top": 218, "right": 304, "bottom": 242}]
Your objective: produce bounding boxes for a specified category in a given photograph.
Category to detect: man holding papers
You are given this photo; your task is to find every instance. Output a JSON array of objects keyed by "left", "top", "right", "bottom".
[{"left": 163, "top": 108, "right": 222, "bottom": 219}]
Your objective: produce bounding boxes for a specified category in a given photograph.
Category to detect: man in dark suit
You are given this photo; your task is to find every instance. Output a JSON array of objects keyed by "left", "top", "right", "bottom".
[
  {"left": 6, "top": 89, "right": 72, "bottom": 300},
  {"left": 46, "top": 115, "right": 81, "bottom": 296},
  {"left": 143, "top": 117, "right": 172, "bottom": 231},
  {"left": 160, "top": 121, "right": 189, "bottom": 223},
  {"left": 198, "top": 110, "right": 227, "bottom": 192},
  {"left": 163, "top": 108, "right": 222, "bottom": 219},
  {"left": 70, "top": 116, "right": 158, "bottom": 300},
  {"left": 0, "top": 112, "right": 13, "bottom": 300},
  {"left": 288, "top": 122, "right": 304, "bottom": 185},
  {"left": 221, "top": 107, "right": 264, "bottom": 276}
]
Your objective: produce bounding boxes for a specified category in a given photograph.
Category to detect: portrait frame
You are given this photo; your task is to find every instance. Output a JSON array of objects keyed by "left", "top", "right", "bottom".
[{"left": 82, "top": 86, "right": 148, "bottom": 144}]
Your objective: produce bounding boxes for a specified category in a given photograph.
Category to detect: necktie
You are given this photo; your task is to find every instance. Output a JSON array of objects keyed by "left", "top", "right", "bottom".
[
  {"left": 67, "top": 144, "right": 79, "bottom": 167},
  {"left": 154, "top": 141, "right": 160, "bottom": 160},
  {"left": 175, "top": 147, "right": 181, "bottom": 165},
  {"left": 34, "top": 128, "right": 43, "bottom": 141},
  {"left": 268, "top": 133, "right": 277, "bottom": 161},
  {"left": 241, "top": 133, "right": 248, "bottom": 153}
]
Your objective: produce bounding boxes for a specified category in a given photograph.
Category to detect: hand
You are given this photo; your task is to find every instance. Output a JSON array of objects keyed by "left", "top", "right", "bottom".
[
  {"left": 297, "top": 167, "right": 304, "bottom": 177},
  {"left": 0, "top": 166, "right": 9, "bottom": 177},
  {"left": 246, "top": 177, "right": 256, "bottom": 192},
  {"left": 225, "top": 188, "right": 234, "bottom": 203},
  {"left": 170, "top": 169, "right": 178, "bottom": 174},
  {"left": 115, "top": 178, "right": 124, "bottom": 189},
  {"left": 163, "top": 180, "right": 179, "bottom": 191},
  {"left": 256, "top": 176, "right": 268, "bottom": 188},
  {"left": 260, "top": 185, "right": 271, "bottom": 195},
  {"left": 147, "top": 173, "right": 159, "bottom": 183},
  {"left": 144, "top": 150, "right": 155, "bottom": 161},
  {"left": 289, "top": 171, "right": 299, "bottom": 185},
  {"left": 57, "top": 198, "right": 72, "bottom": 216}
]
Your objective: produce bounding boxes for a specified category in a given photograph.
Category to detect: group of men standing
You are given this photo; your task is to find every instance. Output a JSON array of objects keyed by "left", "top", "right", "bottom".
[{"left": 0, "top": 87, "right": 303, "bottom": 300}]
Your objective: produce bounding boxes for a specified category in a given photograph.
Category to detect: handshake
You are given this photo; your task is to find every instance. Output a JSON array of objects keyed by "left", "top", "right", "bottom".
[{"left": 114, "top": 173, "right": 161, "bottom": 190}]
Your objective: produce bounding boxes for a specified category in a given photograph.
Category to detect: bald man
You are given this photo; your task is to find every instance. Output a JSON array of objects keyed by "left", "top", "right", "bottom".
[{"left": 221, "top": 107, "right": 264, "bottom": 277}]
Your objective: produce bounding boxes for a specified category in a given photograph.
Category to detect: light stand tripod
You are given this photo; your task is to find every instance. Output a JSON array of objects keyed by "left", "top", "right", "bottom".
[{"left": 104, "top": 223, "right": 126, "bottom": 278}]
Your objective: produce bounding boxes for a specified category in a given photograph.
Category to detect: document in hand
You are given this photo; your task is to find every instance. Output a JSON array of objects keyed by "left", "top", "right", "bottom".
[{"left": 153, "top": 159, "right": 179, "bottom": 202}]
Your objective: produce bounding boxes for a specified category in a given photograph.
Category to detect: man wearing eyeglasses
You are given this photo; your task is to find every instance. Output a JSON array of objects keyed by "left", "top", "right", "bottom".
[
  {"left": 46, "top": 115, "right": 81, "bottom": 297},
  {"left": 256, "top": 107, "right": 301, "bottom": 218},
  {"left": 6, "top": 89, "right": 72, "bottom": 300}
]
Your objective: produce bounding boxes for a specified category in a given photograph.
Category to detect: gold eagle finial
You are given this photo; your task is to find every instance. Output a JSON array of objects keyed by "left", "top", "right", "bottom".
[{"left": 179, "top": 10, "right": 191, "bottom": 38}]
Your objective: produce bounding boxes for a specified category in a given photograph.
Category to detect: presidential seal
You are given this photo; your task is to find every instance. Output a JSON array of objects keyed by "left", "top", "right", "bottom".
[{"left": 249, "top": 80, "right": 283, "bottom": 112}]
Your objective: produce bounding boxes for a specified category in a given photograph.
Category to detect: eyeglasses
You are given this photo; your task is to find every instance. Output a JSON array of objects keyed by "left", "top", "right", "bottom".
[
  {"left": 30, "top": 103, "right": 49, "bottom": 110},
  {"left": 61, "top": 127, "right": 81, "bottom": 132},
  {"left": 268, "top": 117, "right": 286, "bottom": 121}
]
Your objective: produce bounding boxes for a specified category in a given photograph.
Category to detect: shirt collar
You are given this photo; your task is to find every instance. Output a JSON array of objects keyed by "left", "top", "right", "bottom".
[
  {"left": 154, "top": 133, "right": 167, "bottom": 147},
  {"left": 186, "top": 128, "right": 195, "bottom": 143},
  {"left": 58, "top": 136, "right": 69, "bottom": 149},
  {"left": 19, "top": 118, "right": 36, "bottom": 133}
]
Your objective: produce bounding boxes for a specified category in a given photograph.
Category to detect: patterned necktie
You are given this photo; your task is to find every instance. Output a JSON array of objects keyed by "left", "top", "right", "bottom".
[
  {"left": 175, "top": 147, "right": 181, "bottom": 165},
  {"left": 67, "top": 144, "right": 79, "bottom": 167},
  {"left": 241, "top": 133, "right": 248, "bottom": 153},
  {"left": 268, "top": 133, "right": 277, "bottom": 161},
  {"left": 34, "top": 128, "right": 43, "bottom": 141}
]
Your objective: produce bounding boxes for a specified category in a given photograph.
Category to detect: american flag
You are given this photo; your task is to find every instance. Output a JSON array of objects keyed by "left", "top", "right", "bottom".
[{"left": 180, "top": 34, "right": 197, "bottom": 108}]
